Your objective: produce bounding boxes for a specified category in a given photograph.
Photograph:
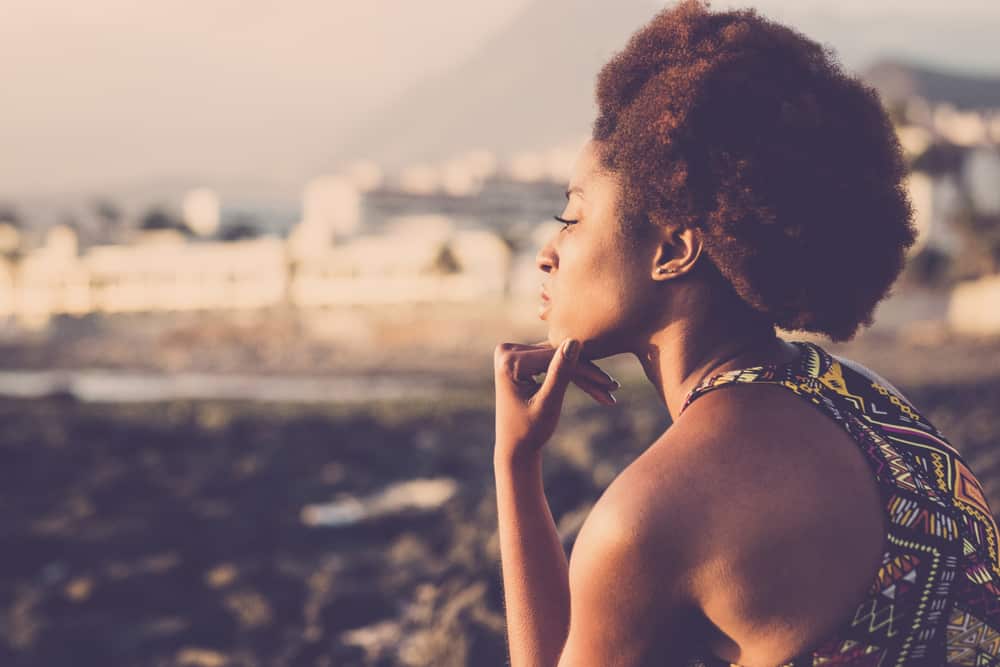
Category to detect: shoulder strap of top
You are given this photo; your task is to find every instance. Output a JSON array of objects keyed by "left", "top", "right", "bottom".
[{"left": 678, "top": 340, "right": 828, "bottom": 418}]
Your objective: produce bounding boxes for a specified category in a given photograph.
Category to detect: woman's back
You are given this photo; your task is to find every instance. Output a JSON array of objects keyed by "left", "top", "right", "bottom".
[{"left": 677, "top": 339, "right": 1000, "bottom": 666}]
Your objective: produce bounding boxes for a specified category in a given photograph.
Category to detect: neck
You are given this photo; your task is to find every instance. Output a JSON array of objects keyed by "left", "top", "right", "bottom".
[{"left": 634, "top": 303, "right": 798, "bottom": 422}]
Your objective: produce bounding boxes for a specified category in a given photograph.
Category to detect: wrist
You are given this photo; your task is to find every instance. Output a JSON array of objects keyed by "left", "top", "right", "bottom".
[{"left": 494, "top": 441, "right": 543, "bottom": 471}]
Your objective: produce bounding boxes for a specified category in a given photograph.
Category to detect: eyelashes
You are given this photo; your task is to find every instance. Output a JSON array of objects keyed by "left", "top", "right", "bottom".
[{"left": 553, "top": 214, "right": 579, "bottom": 229}]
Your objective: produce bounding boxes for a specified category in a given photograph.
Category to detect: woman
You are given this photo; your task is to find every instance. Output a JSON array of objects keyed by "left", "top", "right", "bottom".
[{"left": 492, "top": 2, "right": 1000, "bottom": 666}]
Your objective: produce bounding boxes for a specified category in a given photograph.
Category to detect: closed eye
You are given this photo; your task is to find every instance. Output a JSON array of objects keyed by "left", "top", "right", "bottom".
[{"left": 554, "top": 215, "right": 578, "bottom": 230}]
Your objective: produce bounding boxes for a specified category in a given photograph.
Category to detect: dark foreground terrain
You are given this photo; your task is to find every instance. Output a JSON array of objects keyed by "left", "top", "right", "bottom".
[{"left": 3, "top": 348, "right": 1000, "bottom": 666}]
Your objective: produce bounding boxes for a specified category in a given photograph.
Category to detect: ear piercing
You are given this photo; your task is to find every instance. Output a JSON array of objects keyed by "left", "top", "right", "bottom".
[{"left": 657, "top": 267, "right": 676, "bottom": 274}]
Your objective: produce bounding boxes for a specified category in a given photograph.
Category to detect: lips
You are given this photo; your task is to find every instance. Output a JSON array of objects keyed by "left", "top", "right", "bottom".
[{"left": 539, "top": 285, "right": 551, "bottom": 320}]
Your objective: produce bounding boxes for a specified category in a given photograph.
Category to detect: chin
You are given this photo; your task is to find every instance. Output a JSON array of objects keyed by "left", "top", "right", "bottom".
[
  {"left": 544, "top": 315, "right": 625, "bottom": 360},
  {"left": 545, "top": 329, "right": 562, "bottom": 349},
  {"left": 544, "top": 318, "right": 578, "bottom": 347},
  {"left": 544, "top": 328, "right": 591, "bottom": 360}
]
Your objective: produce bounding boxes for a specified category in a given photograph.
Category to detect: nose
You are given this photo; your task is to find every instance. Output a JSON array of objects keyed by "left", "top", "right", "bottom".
[{"left": 536, "top": 237, "right": 557, "bottom": 274}]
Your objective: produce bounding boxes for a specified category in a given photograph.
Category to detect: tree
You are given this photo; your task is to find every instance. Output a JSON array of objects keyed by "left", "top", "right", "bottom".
[
  {"left": 429, "top": 243, "right": 462, "bottom": 275},
  {"left": 93, "top": 198, "right": 121, "bottom": 226},
  {"left": 140, "top": 206, "right": 191, "bottom": 235},
  {"left": 0, "top": 203, "right": 22, "bottom": 227},
  {"left": 911, "top": 141, "right": 966, "bottom": 176},
  {"left": 218, "top": 215, "right": 261, "bottom": 242}
]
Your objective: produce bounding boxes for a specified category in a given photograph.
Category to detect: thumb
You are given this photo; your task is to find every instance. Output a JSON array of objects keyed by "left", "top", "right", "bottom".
[{"left": 533, "top": 338, "right": 580, "bottom": 411}]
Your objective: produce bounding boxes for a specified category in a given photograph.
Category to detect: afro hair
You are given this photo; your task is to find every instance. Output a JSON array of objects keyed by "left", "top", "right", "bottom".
[{"left": 592, "top": 0, "right": 918, "bottom": 342}]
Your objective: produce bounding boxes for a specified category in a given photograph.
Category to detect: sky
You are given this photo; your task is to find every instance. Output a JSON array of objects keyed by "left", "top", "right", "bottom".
[
  {"left": 1, "top": 0, "right": 999, "bottom": 199},
  {"left": 718, "top": 0, "right": 1000, "bottom": 72},
  {"left": 0, "top": 0, "right": 536, "bottom": 198}
]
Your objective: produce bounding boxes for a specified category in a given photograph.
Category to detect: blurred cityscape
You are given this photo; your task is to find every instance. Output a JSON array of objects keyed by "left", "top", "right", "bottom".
[
  {"left": 0, "top": 137, "right": 586, "bottom": 329},
  {"left": 0, "top": 60, "right": 999, "bottom": 378}
]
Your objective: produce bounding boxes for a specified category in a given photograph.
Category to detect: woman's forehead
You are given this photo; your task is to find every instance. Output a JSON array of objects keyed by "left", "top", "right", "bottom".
[
  {"left": 570, "top": 147, "right": 617, "bottom": 189},
  {"left": 574, "top": 140, "right": 604, "bottom": 173}
]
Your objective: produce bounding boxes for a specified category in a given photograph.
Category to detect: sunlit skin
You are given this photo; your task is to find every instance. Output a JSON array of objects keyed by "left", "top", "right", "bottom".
[{"left": 492, "top": 138, "right": 887, "bottom": 666}]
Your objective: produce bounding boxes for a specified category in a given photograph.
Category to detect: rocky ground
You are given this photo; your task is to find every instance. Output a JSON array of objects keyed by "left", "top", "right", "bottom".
[{"left": 3, "top": 339, "right": 1000, "bottom": 666}]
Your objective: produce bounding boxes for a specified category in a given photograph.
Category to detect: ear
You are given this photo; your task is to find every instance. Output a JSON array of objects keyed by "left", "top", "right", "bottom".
[{"left": 648, "top": 214, "right": 704, "bottom": 281}]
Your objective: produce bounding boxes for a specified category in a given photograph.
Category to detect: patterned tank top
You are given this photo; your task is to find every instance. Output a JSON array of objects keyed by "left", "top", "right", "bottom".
[{"left": 679, "top": 340, "right": 1000, "bottom": 667}]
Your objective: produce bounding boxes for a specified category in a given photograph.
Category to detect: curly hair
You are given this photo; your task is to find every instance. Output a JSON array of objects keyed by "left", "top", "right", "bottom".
[{"left": 592, "top": 0, "right": 918, "bottom": 342}]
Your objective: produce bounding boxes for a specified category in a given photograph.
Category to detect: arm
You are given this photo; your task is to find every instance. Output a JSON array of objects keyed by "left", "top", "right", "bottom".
[
  {"left": 494, "top": 448, "right": 571, "bottom": 667},
  {"left": 491, "top": 338, "right": 617, "bottom": 666},
  {"left": 493, "top": 338, "right": 689, "bottom": 665}
]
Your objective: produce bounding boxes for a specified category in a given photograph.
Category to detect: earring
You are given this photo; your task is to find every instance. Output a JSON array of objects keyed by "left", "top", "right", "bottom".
[{"left": 657, "top": 267, "right": 676, "bottom": 274}]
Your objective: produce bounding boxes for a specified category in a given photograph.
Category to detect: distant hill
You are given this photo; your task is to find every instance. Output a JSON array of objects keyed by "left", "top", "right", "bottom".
[
  {"left": 329, "top": 2, "right": 1000, "bottom": 175},
  {"left": 328, "top": 0, "right": 662, "bottom": 172},
  {"left": 862, "top": 59, "right": 1000, "bottom": 111}
]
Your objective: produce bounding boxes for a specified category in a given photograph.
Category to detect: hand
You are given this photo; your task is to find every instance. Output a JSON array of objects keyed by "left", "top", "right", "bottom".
[{"left": 493, "top": 338, "right": 619, "bottom": 460}]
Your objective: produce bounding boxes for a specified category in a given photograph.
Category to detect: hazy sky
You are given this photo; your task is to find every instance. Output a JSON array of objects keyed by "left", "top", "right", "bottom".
[
  {"left": 2, "top": 0, "right": 999, "bottom": 198},
  {"left": 720, "top": 0, "right": 1000, "bottom": 72},
  {"left": 0, "top": 0, "right": 536, "bottom": 197}
]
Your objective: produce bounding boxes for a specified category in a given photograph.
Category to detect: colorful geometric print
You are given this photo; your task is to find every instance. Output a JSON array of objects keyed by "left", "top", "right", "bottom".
[{"left": 678, "top": 340, "right": 1000, "bottom": 667}]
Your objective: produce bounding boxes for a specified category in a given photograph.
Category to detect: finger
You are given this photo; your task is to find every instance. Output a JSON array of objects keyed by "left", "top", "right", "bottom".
[
  {"left": 572, "top": 374, "right": 616, "bottom": 406},
  {"left": 508, "top": 349, "right": 561, "bottom": 385},
  {"left": 525, "top": 341, "right": 618, "bottom": 385},
  {"left": 532, "top": 338, "right": 579, "bottom": 411},
  {"left": 576, "top": 362, "right": 619, "bottom": 389},
  {"left": 533, "top": 339, "right": 596, "bottom": 362},
  {"left": 504, "top": 345, "right": 618, "bottom": 388},
  {"left": 494, "top": 342, "right": 552, "bottom": 387}
]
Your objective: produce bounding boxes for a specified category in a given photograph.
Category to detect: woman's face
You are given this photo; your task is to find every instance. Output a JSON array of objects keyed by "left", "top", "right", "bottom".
[{"left": 536, "top": 139, "right": 660, "bottom": 359}]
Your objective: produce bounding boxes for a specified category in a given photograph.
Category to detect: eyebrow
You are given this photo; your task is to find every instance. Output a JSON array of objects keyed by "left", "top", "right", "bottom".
[{"left": 565, "top": 185, "right": 584, "bottom": 200}]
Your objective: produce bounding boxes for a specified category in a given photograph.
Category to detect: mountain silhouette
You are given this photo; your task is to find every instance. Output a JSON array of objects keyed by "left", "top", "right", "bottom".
[
  {"left": 862, "top": 59, "right": 1000, "bottom": 111},
  {"left": 330, "top": 1, "right": 1000, "bottom": 175},
  {"left": 328, "top": 0, "right": 663, "bottom": 172}
]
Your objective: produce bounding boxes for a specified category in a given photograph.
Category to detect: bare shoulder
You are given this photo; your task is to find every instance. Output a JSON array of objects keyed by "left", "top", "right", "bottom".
[
  {"left": 585, "top": 409, "right": 764, "bottom": 590},
  {"left": 565, "top": 422, "right": 737, "bottom": 660},
  {"left": 576, "top": 422, "right": 733, "bottom": 604},
  {"left": 657, "top": 382, "right": 884, "bottom": 551},
  {"left": 594, "top": 380, "right": 884, "bottom": 569},
  {"left": 619, "top": 383, "right": 888, "bottom": 662}
]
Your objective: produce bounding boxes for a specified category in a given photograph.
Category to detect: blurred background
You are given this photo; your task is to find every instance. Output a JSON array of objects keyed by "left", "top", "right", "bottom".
[{"left": 2, "top": 1, "right": 1000, "bottom": 665}]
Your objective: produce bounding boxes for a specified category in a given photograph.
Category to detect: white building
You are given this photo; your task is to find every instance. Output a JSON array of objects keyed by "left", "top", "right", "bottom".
[
  {"left": 963, "top": 147, "right": 1000, "bottom": 216},
  {"left": 906, "top": 172, "right": 966, "bottom": 259},
  {"left": 182, "top": 188, "right": 221, "bottom": 237}
]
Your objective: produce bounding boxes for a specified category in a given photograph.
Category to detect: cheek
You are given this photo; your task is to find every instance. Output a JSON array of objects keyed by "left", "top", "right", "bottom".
[{"left": 554, "top": 246, "right": 637, "bottom": 334}]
